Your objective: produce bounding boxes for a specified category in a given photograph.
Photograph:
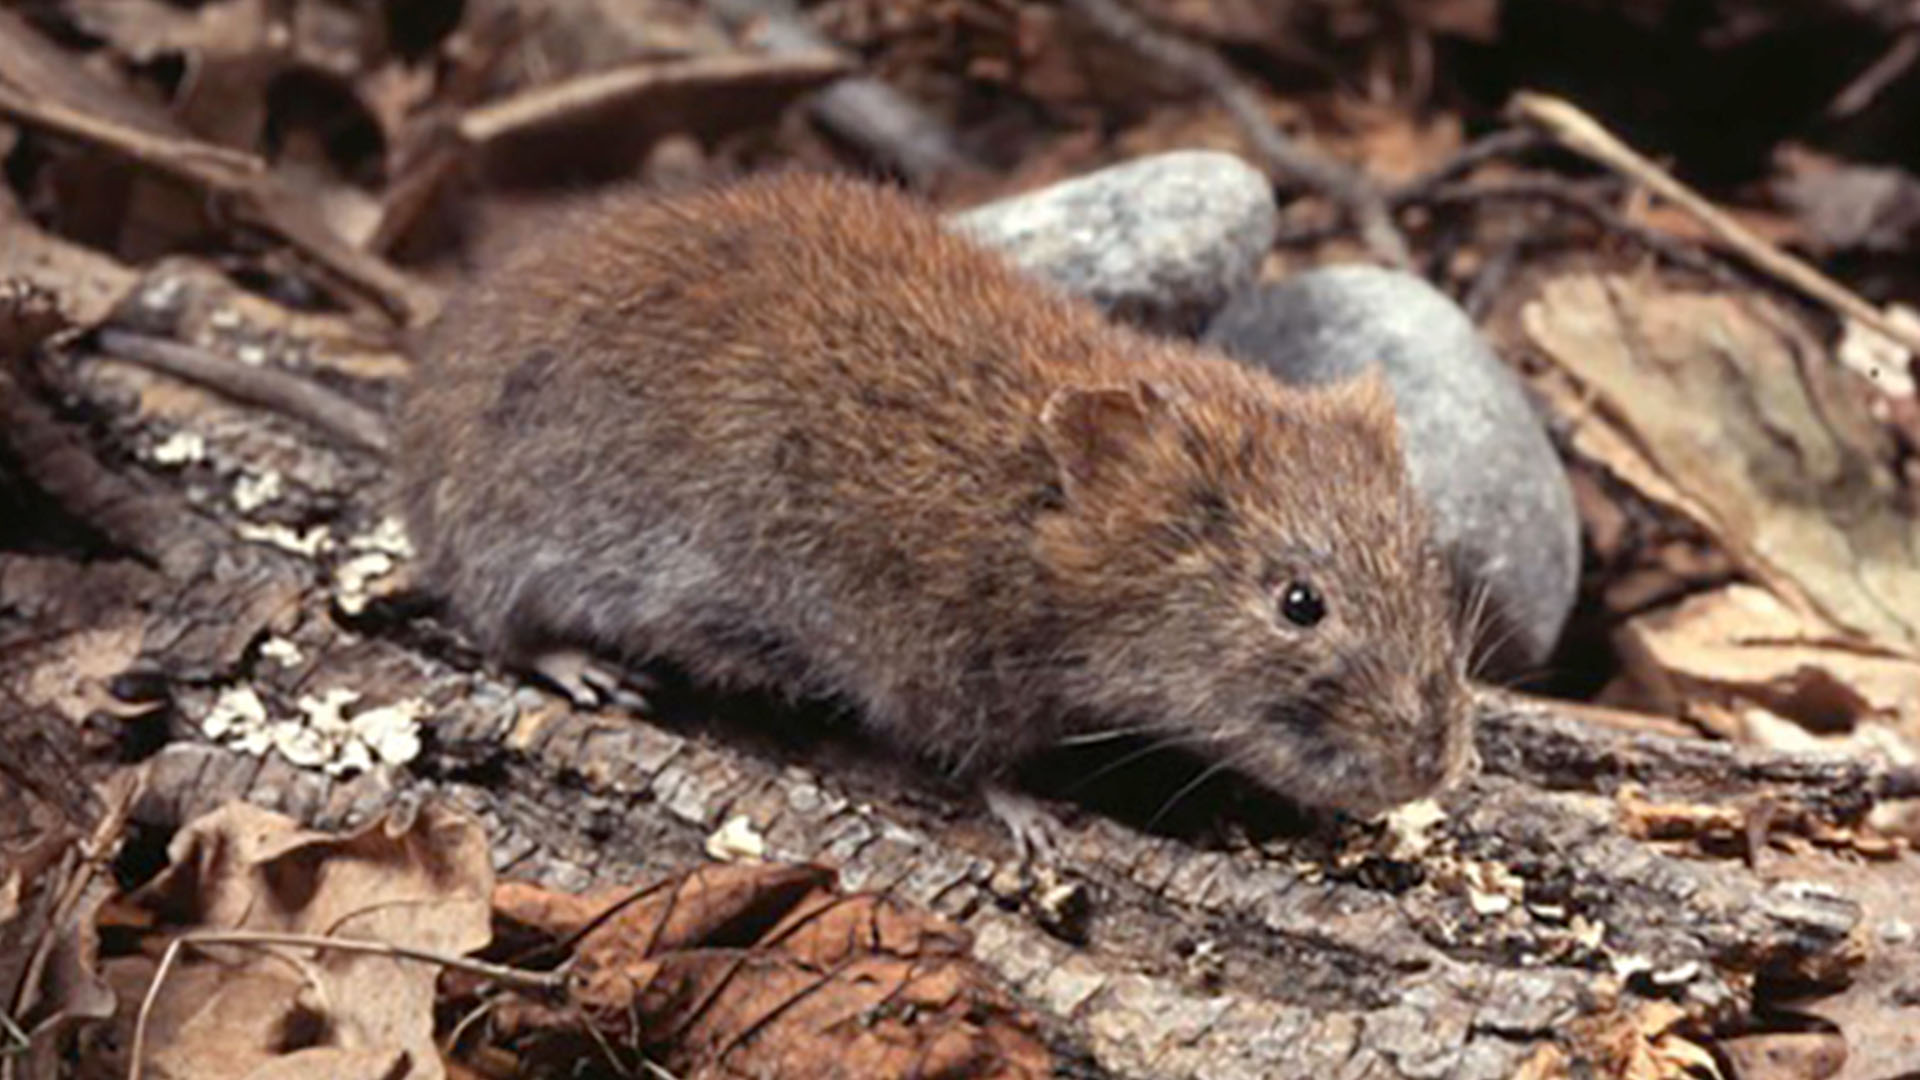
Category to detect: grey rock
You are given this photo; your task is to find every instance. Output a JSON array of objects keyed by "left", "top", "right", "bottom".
[
  {"left": 1204, "top": 266, "right": 1580, "bottom": 674},
  {"left": 951, "top": 150, "right": 1276, "bottom": 335}
]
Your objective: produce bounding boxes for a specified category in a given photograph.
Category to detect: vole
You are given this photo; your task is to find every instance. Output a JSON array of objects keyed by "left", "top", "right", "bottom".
[{"left": 397, "top": 172, "right": 1473, "bottom": 840}]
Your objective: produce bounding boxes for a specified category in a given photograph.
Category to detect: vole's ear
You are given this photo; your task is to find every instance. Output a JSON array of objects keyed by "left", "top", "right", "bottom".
[
  {"left": 1316, "top": 367, "right": 1407, "bottom": 464},
  {"left": 1040, "top": 381, "right": 1173, "bottom": 497},
  {"left": 1326, "top": 368, "right": 1398, "bottom": 428}
]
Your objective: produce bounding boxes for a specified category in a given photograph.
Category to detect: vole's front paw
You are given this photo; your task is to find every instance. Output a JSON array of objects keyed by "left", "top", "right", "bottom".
[{"left": 986, "top": 786, "right": 1092, "bottom": 941}]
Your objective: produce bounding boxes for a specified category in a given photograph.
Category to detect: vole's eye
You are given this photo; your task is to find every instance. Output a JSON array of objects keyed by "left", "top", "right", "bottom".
[{"left": 1278, "top": 581, "right": 1326, "bottom": 627}]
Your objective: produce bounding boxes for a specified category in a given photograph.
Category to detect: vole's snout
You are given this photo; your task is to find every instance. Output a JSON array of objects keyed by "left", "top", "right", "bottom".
[{"left": 1407, "top": 672, "right": 1474, "bottom": 795}]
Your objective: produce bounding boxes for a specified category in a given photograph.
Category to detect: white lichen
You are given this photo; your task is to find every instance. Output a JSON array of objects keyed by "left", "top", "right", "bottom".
[
  {"left": 232, "top": 469, "right": 285, "bottom": 513},
  {"left": 149, "top": 430, "right": 206, "bottom": 466}
]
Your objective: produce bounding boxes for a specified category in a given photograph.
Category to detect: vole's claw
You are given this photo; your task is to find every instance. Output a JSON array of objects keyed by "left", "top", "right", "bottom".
[
  {"left": 987, "top": 786, "right": 1093, "bottom": 940},
  {"left": 532, "top": 648, "right": 653, "bottom": 712},
  {"left": 986, "top": 785, "right": 1064, "bottom": 872}
]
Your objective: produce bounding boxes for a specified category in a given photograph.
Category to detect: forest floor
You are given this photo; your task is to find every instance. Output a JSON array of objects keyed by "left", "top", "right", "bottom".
[{"left": 6, "top": 2, "right": 1920, "bottom": 1078}]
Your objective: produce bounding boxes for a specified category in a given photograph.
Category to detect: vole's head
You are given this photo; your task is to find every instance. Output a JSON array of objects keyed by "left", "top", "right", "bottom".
[{"left": 1034, "top": 366, "right": 1472, "bottom": 817}]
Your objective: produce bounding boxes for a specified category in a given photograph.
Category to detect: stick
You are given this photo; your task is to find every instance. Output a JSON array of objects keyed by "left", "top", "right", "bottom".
[
  {"left": 1509, "top": 91, "right": 1920, "bottom": 376},
  {"left": 0, "top": 7, "right": 433, "bottom": 323},
  {"left": 94, "top": 330, "right": 392, "bottom": 455},
  {"left": 1828, "top": 29, "right": 1920, "bottom": 119},
  {"left": 1059, "top": 0, "right": 1411, "bottom": 268},
  {"left": 1419, "top": 177, "right": 1730, "bottom": 282},
  {"left": 0, "top": 94, "right": 430, "bottom": 325},
  {"left": 458, "top": 51, "right": 849, "bottom": 146}
]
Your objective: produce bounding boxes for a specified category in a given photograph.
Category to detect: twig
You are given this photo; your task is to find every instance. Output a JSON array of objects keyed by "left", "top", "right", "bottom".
[
  {"left": 1058, "top": 0, "right": 1411, "bottom": 268},
  {"left": 94, "top": 330, "right": 391, "bottom": 456},
  {"left": 1510, "top": 91, "right": 1920, "bottom": 378},
  {"left": 1420, "top": 178, "right": 1732, "bottom": 282},
  {"left": 128, "top": 929, "right": 569, "bottom": 1080},
  {"left": 458, "top": 51, "right": 849, "bottom": 146},
  {"left": 1828, "top": 28, "right": 1920, "bottom": 119},
  {"left": 1390, "top": 128, "right": 1548, "bottom": 205}
]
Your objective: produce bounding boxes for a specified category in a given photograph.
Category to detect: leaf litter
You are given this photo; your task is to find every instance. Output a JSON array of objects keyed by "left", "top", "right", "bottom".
[
  {"left": 7, "top": 0, "right": 1920, "bottom": 1076},
  {"left": 25, "top": 799, "right": 1051, "bottom": 1079}
]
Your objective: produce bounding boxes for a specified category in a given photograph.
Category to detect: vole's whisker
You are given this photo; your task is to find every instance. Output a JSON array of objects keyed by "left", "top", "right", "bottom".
[
  {"left": 1143, "top": 751, "right": 1250, "bottom": 833},
  {"left": 1467, "top": 610, "right": 1527, "bottom": 679},
  {"left": 1059, "top": 732, "right": 1207, "bottom": 796},
  {"left": 1055, "top": 722, "right": 1164, "bottom": 746},
  {"left": 1455, "top": 578, "right": 1494, "bottom": 663}
]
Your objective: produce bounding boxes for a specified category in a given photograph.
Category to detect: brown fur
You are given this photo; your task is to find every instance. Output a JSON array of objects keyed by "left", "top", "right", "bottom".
[{"left": 399, "top": 173, "right": 1471, "bottom": 815}]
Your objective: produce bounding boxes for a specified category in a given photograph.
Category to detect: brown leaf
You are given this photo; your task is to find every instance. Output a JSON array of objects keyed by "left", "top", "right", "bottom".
[
  {"left": 1615, "top": 584, "right": 1920, "bottom": 748},
  {"left": 759, "top": 889, "right": 974, "bottom": 967},
  {"left": 500, "top": 863, "right": 834, "bottom": 957},
  {"left": 2, "top": 765, "right": 130, "bottom": 1077},
  {"left": 491, "top": 862, "right": 1052, "bottom": 1079},
  {"left": 120, "top": 800, "right": 493, "bottom": 1080},
  {"left": 624, "top": 952, "right": 1046, "bottom": 1080}
]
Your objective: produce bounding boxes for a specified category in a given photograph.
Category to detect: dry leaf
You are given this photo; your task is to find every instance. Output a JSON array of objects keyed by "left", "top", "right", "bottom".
[
  {"left": 1616, "top": 584, "right": 1920, "bottom": 751},
  {"left": 490, "top": 862, "right": 1052, "bottom": 1079},
  {"left": 1, "top": 762, "right": 129, "bottom": 1078},
  {"left": 121, "top": 800, "right": 493, "bottom": 1080},
  {"left": 1523, "top": 273, "right": 1920, "bottom": 658}
]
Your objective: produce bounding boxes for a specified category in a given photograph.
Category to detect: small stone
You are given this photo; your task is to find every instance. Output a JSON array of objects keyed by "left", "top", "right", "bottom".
[
  {"left": 952, "top": 150, "right": 1276, "bottom": 335},
  {"left": 1204, "top": 267, "right": 1580, "bottom": 673}
]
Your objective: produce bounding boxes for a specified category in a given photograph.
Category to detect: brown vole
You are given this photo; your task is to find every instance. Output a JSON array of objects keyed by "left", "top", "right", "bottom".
[{"left": 399, "top": 173, "right": 1472, "bottom": 826}]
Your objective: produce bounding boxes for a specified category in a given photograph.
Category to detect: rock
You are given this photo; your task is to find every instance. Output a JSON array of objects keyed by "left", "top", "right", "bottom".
[
  {"left": 951, "top": 151, "right": 1276, "bottom": 335},
  {"left": 1204, "top": 266, "right": 1580, "bottom": 675}
]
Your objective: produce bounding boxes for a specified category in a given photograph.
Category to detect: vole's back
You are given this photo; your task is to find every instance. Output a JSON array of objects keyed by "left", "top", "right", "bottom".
[
  {"left": 401, "top": 173, "right": 1468, "bottom": 802},
  {"left": 405, "top": 177, "right": 1109, "bottom": 758}
]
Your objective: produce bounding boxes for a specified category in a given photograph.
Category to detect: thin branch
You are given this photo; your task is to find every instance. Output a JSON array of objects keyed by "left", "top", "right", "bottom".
[
  {"left": 0, "top": 8, "right": 433, "bottom": 323},
  {"left": 1059, "top": 0, "right": 1411, "bottom": 268},
  {"left": 94, "top": 330, "right": 391, "bottom": 456},
  {"left": 458, "top": 51, "right": 849, "bottom": 146},
  {"left": 1510, "top": 91, "right": 1920, "bottom": 385},
  {"left": 1390, "top": 128, "right": 1549, "bottom": 204},
  {"left": 1419, "top": 178, "right": 1732, "bottom": 282},
  {"left": 0, "top": 88, "right": 431, "bottom": 325},
  {"left": 1828, "top": 28, "right": 1920, "bottom": 119}
]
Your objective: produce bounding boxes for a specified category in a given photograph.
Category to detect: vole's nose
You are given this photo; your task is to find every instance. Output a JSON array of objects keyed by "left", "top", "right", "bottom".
[{"left": 1420, "top": 679, "right": 1473, "bottom": 790}]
